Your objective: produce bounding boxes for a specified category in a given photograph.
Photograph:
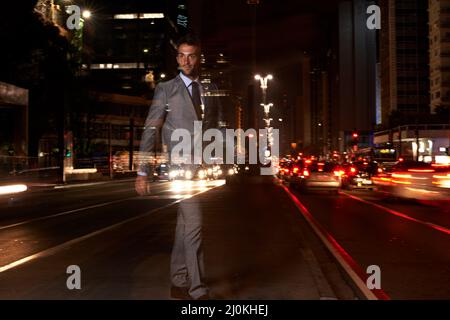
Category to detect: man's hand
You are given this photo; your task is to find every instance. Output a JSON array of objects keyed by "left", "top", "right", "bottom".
[{"left": 135, "top": 175, "right": 150, "bottom": 196}]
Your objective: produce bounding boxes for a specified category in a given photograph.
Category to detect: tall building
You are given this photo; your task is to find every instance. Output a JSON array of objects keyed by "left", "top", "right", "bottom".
[
  {"left": 335, "top": 0, "right": 377, "bottom": 152},
  {"left": 429, "top": 0, "right": 450, "bottom": 112},
  {"left": 199, "top": 42, "right": 232, "bottom": 128},
  {"left": 293, "top": 53, "right": 312, "bottom": 154},
  {"left": 375, "top": 0, "right": 450, "bottom": 162},
  {"left": 82, "top": 1, "right": 184, "bottom": 97},
  {"left": 293, "top": 54, "right": 332, "bottom": 156},
  {"left": 379, "top": 0, "right": 430, "bottom": 126}
]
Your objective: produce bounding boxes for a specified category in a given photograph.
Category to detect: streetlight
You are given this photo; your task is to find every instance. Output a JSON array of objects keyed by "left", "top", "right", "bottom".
[
  {"left": 260, "top": 103, "right": 273, "bottom": 117},
  {"left": 255, "top": 74, "right": 274, "bottom": 163},
  {"left": 263, "top": 118, "right": 273, "bottom": 127},
  {"left": 82, "top": 10, "right": 91, "bottom": 19},
  {"left": 255, "top": 74, "right": 273, "bottom": 117},
  {"left": 254, "top": 74, "right": 273, "bottom": 90}
]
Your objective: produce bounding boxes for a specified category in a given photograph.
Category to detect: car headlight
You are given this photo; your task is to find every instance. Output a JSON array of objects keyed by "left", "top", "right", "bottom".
[
  {"left": 0, "top": 184, "right": 28, "bottom": 195},
  {"left": 198, "top": 170, "right": 206, "bottom": 179},
  {"left": 169, "top": 170, "right": 178, "bottom": 178},
  {"left": 228, "top": 168, "right": 235, "bottom": 175},
  {"left": 207, "top": 168, "right": 213, "bottom": 175},
  {"left": 185, "top": 170, "right": 192, "bottom": 179}
]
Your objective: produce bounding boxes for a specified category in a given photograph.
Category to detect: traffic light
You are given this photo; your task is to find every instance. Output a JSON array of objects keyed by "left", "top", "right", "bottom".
[
  {"left": 350, "top": 132, "right": 359, "bottom": 152},
  {"left": 65, "top": 148, "right": 72, "bottom": 158}
]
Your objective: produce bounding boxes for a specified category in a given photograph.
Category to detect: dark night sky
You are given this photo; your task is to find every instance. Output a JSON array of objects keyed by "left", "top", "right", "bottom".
[
  {"left": 190, "top": 0, "right": 341, "bottom": 111},
  {"left": 193, "top": 1, "right": 340, "bottom": 61}
]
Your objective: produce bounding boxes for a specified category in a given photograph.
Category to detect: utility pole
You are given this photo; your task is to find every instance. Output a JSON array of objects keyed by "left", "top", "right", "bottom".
[
  {"left": 108, "top": 122, "right": 113, "bottom": 179},
  {"left": 129, "top": 118, "right": 134, "bottom": 171}
]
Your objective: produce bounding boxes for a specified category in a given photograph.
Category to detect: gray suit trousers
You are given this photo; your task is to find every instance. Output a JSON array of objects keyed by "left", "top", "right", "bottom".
[{"left": 170, "top": 196, "right": 208, "bottom": 298}]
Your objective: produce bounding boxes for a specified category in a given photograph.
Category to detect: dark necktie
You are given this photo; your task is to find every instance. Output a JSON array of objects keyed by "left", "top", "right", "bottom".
[{"left": 191, "top": 81, "right": 203, "bottom": 120}]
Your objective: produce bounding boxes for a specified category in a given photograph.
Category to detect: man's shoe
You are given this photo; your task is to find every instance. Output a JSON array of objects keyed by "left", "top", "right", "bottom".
[{"left": 170, "top": 286, "right": 190, "bottom": 300}]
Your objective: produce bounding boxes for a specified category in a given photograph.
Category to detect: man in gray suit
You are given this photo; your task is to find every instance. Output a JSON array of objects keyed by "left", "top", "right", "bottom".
[{"left": 135, "top": 34, "right": 221, "bottom": 300}]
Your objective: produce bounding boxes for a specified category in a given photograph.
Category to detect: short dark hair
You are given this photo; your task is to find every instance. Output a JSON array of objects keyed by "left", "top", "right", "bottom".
[{"left": 176, "top": 33, "right": 201, "bottom": 50}]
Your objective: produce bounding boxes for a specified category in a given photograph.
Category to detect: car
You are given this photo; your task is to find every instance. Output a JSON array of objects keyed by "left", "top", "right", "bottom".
[
  {"left": 178, "top": 165, "right": 217, "bottom": 181},
  {"left": 289, "top": 160, "right": 342, "bottom": 194},
  {"left": 152, "top": 163, "right": 172, "bottom": 181},
  {"left": 284, "top": 159, "right": 306, "bottom": 185},
  {"left": 372, "top": 160, "right": 450, "bottom": 201},
  {"left": 277, "top": 160, "right": 291, "bottom": 181},
  {"left": 341, "top": 161, "right": 379, "bottom": 190}
]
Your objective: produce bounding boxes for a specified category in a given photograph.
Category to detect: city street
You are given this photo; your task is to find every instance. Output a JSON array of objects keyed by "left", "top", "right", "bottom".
[
  {"left": 2, "top": 0, "right": 450, "bottom": 307},
  {"left": 287, "top": 185, "right": 450, "bottom": 299},
  {"left": 0, "top": 178, "right": 448, "bottom": 299},
  {"left": 0, "top": 179, "right": 223, "bottom": 298}
]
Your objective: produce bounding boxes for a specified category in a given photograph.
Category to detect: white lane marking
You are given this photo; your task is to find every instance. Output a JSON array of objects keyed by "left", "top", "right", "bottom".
[
  {"left": 53, "top": 178, "right": 140, "bottom": 189},
  {"left": 0, "top": 183, "right": 170, "bottom": 231},
  {"left": 0, "top": 198, "right": 134, "bottom": 231},
  {"left": 280, "top": 184, "right": 383, "bottom": 300},
  {"left": 0, "top": 183, "right": 221, "bottom": 273},
  {"left": 341, "top": 192, "right": 450, "bottom": 236}
]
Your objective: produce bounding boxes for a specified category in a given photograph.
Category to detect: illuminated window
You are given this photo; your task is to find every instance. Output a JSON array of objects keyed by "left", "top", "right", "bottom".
[{"left": 113, "top": 13, "right": 164, "bottom": 19}]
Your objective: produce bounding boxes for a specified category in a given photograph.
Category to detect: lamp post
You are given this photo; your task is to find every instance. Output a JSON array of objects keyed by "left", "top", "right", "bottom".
[
  {"left": 260, "top": 103, "right": 273, "bottom": 119},
  {"left": 255, "top": 74, "right": 274, "bottom": 163},
  {"left": 254, "top": 74, "right": 273, "bottom": 106}
]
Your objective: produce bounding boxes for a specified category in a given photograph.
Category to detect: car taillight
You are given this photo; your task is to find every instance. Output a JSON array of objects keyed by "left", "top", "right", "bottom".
[
  {"left": 407, "top": 169, "right": 435, "bottom": 173},
  {"left": 432, "top": 163, "right": 450, "bottom": 168},
  {"left": 293, "top": 167, "right": 299, "bottom": 174},
  {"left": 303, "top": 169, "right": 310, "bottom": 177},
  {"left": 334, "top": 170, "right": 344, "bottom": 177}
]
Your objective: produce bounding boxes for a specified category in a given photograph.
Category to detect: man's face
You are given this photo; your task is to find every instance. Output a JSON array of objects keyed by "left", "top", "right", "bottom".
[{"left": 176, "top": 44, "right": 201, "bottom": 78}]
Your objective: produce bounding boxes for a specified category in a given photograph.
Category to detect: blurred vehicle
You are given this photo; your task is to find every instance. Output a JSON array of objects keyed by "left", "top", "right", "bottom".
[
  {"left": 167, "top": 164, "right": 185, "bottom": 180},
  {"left": 277, "top": 160, "right": 291, "bottom": 181},
  {"left": 285, "top": 159, "right": 306, "bottom": 185},
  {"left": 152, "top": 163, "right": 172, "bottom": 181},
  {"left": 234, "top": 163, "right": 261, "bottom": 176},
  {"left": 290, "top": 160, "right": 342, "bottom": 193},
  {"left": 206, "top": 165, "right": 223, "bottom": 180},
  {"left": 341, "top": 161, "right": 379, "bottom": 190},
  {"left": 178, "top": 165, "right": 220, "bottom": 181},
  {"left": 221, "top": 164, "right": 237, "bottom": 178},
  {"left": 373, "top": 160, "right": 450, "bottom": 201}
]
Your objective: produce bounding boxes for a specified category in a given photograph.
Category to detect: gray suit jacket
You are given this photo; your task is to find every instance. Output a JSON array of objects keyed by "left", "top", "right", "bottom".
[{"left": 139, "top": 75, "right": 222, "bottom": 171}]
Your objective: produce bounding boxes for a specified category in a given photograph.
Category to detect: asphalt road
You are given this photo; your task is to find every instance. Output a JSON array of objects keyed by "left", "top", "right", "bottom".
[
  {"left": 0, "top": 178, "right": 356, "bottom": 300},
  {"left": 1, "top": 177, "right": 449, "bottom": 299},
  {"left": 289, "top": 187, "right": 450, "bottom": 299},
  {"left": 0, "top": 179, "right": 224, "bottom": 297}
]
